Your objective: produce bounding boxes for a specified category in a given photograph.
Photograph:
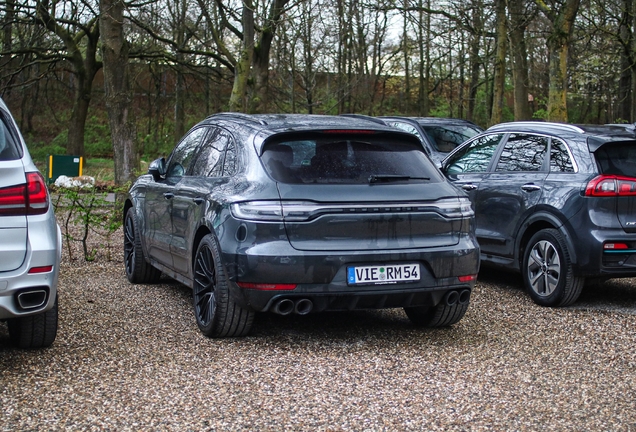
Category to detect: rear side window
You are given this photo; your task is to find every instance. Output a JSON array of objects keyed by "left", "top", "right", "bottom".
[
  {"left": 261, "top": 134, "right": 442, "bottom": 184},
  {"left": 549, "top": 138, "right": 575, "bottom": 172},
  {"left": 595, "top": 141, "right": 636, "bottom": 177},
  {"left": 496, "top": 134, "right": 548, "bottom": 172},
  {"left": 0, "top": 113, "right": 21, "bottom": 161}
]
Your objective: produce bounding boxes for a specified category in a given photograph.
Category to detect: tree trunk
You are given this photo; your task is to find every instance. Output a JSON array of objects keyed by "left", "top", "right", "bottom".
[
  {"left": 490, "top": 0, "right": 507, "bottom": 125},
  {"left": 417, "top": 0, "right": 430, "bottom": 116},
  {"left": 229, "top": 0, "right": 255, "bottom": 112},
  {"left": 509, "top": 0, "right": 533, "bottom": 120},
  {"left": 403, "top": 0, "right": 411, "bottom": 114},
  {"left": 100, "top": 0, "right": 139, "bottom": 185},
  {"left": 467, "top": 0, "right": 483, "bottom": 122},
  {"left": 1, "top": 0, "right": 15, "bottom": 96},
  {"left": 536, "top": 0, "right": 581, "bottom": 122}
]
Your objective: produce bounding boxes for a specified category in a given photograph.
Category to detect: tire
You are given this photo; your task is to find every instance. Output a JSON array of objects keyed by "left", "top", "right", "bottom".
[
  {"left": 522, "top": 228, "right": 584, "bottom": 307},
  {"left": 124, "top": 207, "right": 161, "bottom": 284},
  {"left": 192, "top": 234, "right": 254, "bottom": 338},
  {"left": 8, "top": 294, "right": 58, "bottom": 349},
  {"left": 404, "top": 298, "right": 468, "bottom": 327}
]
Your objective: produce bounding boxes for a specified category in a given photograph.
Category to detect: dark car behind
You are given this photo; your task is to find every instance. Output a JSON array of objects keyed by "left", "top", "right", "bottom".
[{"left": 441, "top": 121, "right": 636, "bottom": 306}]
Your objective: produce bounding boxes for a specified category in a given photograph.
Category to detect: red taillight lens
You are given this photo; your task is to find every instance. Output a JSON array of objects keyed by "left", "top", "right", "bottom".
[
  {"left": 604, "top": 243, "right": 629, "bottom": 250},
  {"left": 25, "top": 172, "right": 49, "bottom": 215},
  {"left": 236, "top": 282, "right": 297, "bottom": 291},
  {"left": 0, "top": 172, "right": 49, "bottom": 216},
  {"left": 585, "top": 175, "right": 636, "bottom": 197},
  {"left": 458, "top": 274, "right": 477, "bottom": 282},
  {"left": 29, "top": 265, "right": 53, "bottom": 274},
  {"left": 0, "top": 183, "right": 27, "bottom": 215}
]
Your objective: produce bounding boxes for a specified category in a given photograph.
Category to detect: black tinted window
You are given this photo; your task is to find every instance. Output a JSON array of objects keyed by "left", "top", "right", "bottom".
[
  {"left": 0, "top": 114, "right": 21, "bottom": 161},
  {"left": 261, "top": 134, "right": 442, "bottom": 184},
  {"left": 191, "top": 130, "right": 238, "bottom": 178},
  {"left": 550, "top": 139, "right": 575, "bottom": 172},
  {"left": 223, "top": 138, "right": 237, "bottom": 176},
  {"left": 389, "top": 122, "right": 424, "bottom": 142},
  {"left": 595, "top": 141, "right": 636, "bottom": 177},
  {"left": 420, "top": 124, "right": 482, "bottom": 152},
  {"left": 445, "top": 134, "right": 502, "bottom": 174},
  {"left": 496, "top": 134, "right": 547, "bottom": 172},
  {"left": 167, "top": 127, "right": 208, "bottom": 178}
]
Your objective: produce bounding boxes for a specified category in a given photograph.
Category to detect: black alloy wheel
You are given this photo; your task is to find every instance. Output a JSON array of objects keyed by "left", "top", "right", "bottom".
[
  {"left": 124, "top": 207, "right": 161, "bottom": 284},
  {"left": 192, "top": 234, "right": 254, "bottom": 337}
]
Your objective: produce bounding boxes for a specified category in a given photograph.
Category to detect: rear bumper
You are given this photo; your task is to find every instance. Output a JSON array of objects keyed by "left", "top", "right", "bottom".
[
  {"left": 573, "top": 227, "right": 636, "bottom": 277},
  {"left": 240, "top": 282, "right": 475, "bottom": 313},
  {"left": 0, "top": 221, "right": 61, "bottom": 320},
  {"left": 221, "top": 233, "right": 480, "bottom": 312}
]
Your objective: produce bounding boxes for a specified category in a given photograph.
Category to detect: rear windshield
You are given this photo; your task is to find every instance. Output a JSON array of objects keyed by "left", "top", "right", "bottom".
[
  {"left": 594, "top": 142, "right": 636, "bottom": 177},
  {"left": 419, "top": 124, "right": 482, "bottom": 152},
  {"left": 261, "top": 134, "right": 443, "bottom": 184},
  {"left": 0, "top": 113, "right": 21, "bottom": 161}
]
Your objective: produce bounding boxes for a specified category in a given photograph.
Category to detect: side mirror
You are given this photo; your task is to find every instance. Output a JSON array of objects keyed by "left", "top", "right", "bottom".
[{"left": 148, "top": 157, "right": 166, "bottom": 181}]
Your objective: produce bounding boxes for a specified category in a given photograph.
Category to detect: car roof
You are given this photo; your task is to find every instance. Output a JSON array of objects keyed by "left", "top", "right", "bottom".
[
  {"left": 202, "top": 113, "right": 422, "bottom": 154},
  {"left": 205, "top": 113, "right": 396, "bottom": 133},
  {"left": 485, "top": 121, "right": 636, "bottom": 152},
  {"left": 381, "top": 116, "right": 482, "bottom": 128}
]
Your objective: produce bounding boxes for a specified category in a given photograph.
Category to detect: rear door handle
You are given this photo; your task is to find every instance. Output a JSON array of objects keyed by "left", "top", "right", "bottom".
[
  {"left": 163, "top": 192, "right": 174, "bottom": 199},
  {"left": 521, "top": 184, "right": 541, "bottom": 192},
  {"left": 461, "top": 184, "right": 478, "bottom": 191},
  {"left": 193, "top": 197, "right": 204, "bottom": 205}
]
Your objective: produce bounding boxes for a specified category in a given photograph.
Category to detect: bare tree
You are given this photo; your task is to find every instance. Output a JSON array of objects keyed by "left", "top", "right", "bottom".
[
  {"left": 100, "top": 0, "right": 138, "bottom": 185},
  {"left": 508, "top": 0, "right": 534, "bottom": 120},
  {"left": 535, "top": 0, "right": 581, "bottom": 121},
  {"left": 490, "top": 0, "right": 507, "bottom": 125}
]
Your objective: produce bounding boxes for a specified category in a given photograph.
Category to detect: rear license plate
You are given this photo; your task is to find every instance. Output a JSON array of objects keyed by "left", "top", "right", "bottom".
[{"left": 347, "top": 264, "right": 420, "bottom": 285}]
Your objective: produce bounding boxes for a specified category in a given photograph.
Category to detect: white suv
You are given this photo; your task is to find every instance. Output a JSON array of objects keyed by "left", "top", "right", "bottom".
[{"left": 0, "top": 97, "right": 61, "bottom": 348}]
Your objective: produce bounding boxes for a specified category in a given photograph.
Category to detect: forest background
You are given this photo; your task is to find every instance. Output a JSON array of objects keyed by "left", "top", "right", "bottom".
[{"left": 0, "top": 0, "right": 633, "bottom": 185}]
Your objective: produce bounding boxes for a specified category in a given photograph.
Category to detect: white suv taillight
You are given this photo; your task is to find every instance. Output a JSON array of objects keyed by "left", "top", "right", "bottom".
[{"left": 0, "top": 172, "right": 49, "bottom": 216}]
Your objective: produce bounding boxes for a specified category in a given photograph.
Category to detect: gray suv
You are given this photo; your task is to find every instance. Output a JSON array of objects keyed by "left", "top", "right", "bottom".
[
  {"left": 0, "top": 97, "right": 61, "bottom": 348},
  {"left": 124, "top": 113, "right": 479, "bottom": 337},
  {"left": 441, "top": 121, "right": 636, "bottom": 306}
]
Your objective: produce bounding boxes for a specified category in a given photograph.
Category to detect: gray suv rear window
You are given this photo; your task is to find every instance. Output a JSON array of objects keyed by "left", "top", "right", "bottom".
[
  {"left": 262, "top": 135, "right": 442, "bottom": 184},
  {"left": 594, "top": 141, "right": 636, "bottom": 177},
  {"left": 0, "top": 114, "right": 21, "bottom": 161}
]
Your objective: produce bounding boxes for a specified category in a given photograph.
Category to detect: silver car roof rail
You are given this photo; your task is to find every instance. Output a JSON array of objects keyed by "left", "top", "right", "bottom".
[{"left": 487, "top": 121, "right": 585, "bottom": 134}]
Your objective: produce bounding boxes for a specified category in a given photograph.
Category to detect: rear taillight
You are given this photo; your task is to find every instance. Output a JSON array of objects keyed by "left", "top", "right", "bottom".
[
  {"left": 585, "top": 175, "right": 636, "bottom": 197},
  {"left": 0, "top": 172, "right": 49, "bottom": 216}
]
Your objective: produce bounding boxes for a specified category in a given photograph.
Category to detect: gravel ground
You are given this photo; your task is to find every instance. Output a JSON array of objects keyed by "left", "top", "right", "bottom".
[{"left": 2, "top": 233, "right": 636, "bottom": 431}]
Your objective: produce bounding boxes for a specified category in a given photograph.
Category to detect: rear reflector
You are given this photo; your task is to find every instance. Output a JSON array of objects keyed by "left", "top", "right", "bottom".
[
  {"left": 28, "top": 265, "right": 54, "bottom": 274},
  {"left": 585, "top": 175, "right": 636, "bottom": 197},
  {"left": 237, "top": 282, "right": 297, "bottom": 291},
  {"left": 458, "top": 275, "right": 477, "bottom": 282},
  {"left": 0, "top": 172, "right": 49, "bottom": 216},
  {"left": 604, "top": 243, "right": 629, "bottom": 250}
]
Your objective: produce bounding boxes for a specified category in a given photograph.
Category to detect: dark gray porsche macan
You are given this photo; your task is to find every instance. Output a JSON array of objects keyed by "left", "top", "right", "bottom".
[{"left": 124, "top": 113, "right": 479, "bottom": 337}]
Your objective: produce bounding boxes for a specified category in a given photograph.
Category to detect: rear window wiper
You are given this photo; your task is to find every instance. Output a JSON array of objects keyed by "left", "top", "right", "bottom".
[{"left": 368, "top": 175, "right": 431, "bottom": 184}]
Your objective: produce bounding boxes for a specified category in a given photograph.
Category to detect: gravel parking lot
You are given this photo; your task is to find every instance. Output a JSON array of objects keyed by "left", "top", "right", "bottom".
[{"left": 2, "top": 241, "right": 636, "bottom": 431}]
